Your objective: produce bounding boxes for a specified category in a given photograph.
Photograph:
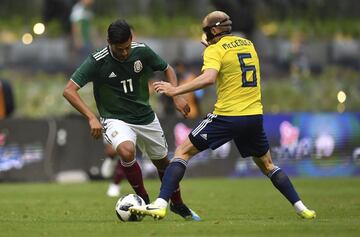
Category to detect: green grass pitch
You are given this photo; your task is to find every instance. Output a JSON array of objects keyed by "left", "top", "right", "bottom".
[{"left": 1, "top": 177, "right": 359, "bottom": 237}]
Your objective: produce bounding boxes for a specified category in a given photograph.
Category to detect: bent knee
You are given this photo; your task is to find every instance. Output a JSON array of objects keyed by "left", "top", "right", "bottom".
[
  {"left": 116, "top": 141, "right": 135, "bottom": 161},
  {"left": 253, "top": 151, "right": 277, "bottom": 175},
  {"left": 263, "top": 164, "right": 277, "bottom": 176}
]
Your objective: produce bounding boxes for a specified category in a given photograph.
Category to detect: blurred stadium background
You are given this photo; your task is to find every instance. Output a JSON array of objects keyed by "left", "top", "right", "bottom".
[{"left": 0, "top": 0, "right": 360, "bottom": 182}]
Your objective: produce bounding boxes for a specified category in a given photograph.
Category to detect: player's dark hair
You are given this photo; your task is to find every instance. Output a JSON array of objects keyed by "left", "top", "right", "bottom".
[{"left": 107, "top": 19, "right": 132, "bottom": 44}]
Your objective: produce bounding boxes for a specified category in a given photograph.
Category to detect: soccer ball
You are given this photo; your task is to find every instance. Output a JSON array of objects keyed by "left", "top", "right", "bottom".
[{"left": 115, "top": 194, "right": 145, "bottom": 222}]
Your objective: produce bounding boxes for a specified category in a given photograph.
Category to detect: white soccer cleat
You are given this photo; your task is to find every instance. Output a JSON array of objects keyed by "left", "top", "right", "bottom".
[{"left": 106, "top": 183, "right": 121, "bottom": 197}]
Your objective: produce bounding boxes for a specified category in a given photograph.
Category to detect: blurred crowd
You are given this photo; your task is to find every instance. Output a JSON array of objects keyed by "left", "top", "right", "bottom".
[{"left": 0, "top": 0, "right": 359, "bottom": 119}]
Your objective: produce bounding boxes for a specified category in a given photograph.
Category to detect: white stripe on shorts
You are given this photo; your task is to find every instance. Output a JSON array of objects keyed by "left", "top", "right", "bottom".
[{"left": 191, "top": 113, "right": 217, "bottom": 136}]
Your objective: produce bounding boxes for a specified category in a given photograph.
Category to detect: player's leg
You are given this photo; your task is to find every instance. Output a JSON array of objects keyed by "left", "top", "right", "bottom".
[
  {"left": 151, "top": 157, "right": 184, "bottom": 205},
  {"left": 102, "top": 143, "right": 125, "bottom": 197},
  {"left": 156, "top": 114, "right": 222, "bottom": 204},
  {"left": 130, "top": 137, "right": 200, "bottom": 219},
  {"left": 134, "top": 115, "right": 200, "bottom": 220},
  {"left": 252, "top": 152, "right": 316, "bottom": 219},
  {"left": 107, "top": 160, "right": 126, "bottom": 197},
  {"left": 156, "top": 138, "right": 200, "bottom": 204},
  {"left": 113, "top": 160, "right": 126, "bottom": 186},
  {"left": 101, "top": 143, "right": 118, "bottom": 179},
  {"left": 252, "top": 151, "right": 300, "bottom": 205},
  {"left": 151, "top": 156, "right": 200, "bottom": 221},
  {"left": 102, "top": 118, "right": 149, "bottom": 203},
  {"left": 116, "top": 140, "right": 149, "bottom": 204},
  {"left": 130, "top": 113, "right": 227, "bottom": 219},
  {"left": 235, "top": 114, "right": 315, "bottom": 219}
]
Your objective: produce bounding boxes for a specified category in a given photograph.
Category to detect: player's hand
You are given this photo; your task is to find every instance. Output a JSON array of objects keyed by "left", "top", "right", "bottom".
[
  {"left": 201, "top": 33, "right": 209, "bottom": 47},
  {"left": 173, "top": 95, "right": 190, "bottom": 118},
  {"left": 89, "top": 117, "right": 103, "bottom": 139},
  {"left": 153, "top": 81, "right": 176, "bottom": 96}
]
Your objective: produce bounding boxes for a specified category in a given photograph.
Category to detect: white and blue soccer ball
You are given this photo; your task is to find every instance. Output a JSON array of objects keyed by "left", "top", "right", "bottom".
[{"left": 115, "top": 194, "right": 145, "bottom": 222}]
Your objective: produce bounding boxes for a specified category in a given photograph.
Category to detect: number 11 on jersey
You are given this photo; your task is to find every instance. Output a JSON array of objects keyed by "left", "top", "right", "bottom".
[{"left": 121, "top": 79, "right": 133, "bottom": 93}]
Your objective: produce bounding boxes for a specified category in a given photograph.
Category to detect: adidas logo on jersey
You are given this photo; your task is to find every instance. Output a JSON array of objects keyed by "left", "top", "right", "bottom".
[
  {"left": 200, "top": 134, "right": 207, "bottom": 140},
  {"left": 108, "top": 72, "right": 117, "bottom": 78}
]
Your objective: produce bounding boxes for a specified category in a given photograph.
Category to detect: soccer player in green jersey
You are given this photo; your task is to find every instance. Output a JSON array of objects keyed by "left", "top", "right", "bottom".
[
  {"left": 63, "top": 19, "right": 200, "bottom": 221},
  {"left": 130, "top": 11, "right": 316, "bottom": 220}
]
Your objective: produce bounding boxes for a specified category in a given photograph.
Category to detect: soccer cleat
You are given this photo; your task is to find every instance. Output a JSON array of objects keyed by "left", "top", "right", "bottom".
[
  {"left": 106, "top": 183, "right": 120, "bottom": 197},
  {"left": 297, "top": 209, "right": 316, "bottom": 219},
  {"left": 170, "top": 202, "right": 201, "bottom": 221},
  {"left": 129, "top": 203, "right": 167, "bottom": 220}
]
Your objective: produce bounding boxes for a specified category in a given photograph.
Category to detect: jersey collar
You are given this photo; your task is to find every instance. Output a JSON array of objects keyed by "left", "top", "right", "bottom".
[
  {"left": 108, "top": 45, "right": 121, "bottom": 62},
  {"left": 108, "top": 45, "right": 133, "bottom": 62}
]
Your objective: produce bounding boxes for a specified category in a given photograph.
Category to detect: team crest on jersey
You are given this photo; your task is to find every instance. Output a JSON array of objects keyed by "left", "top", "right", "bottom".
[{"left": 134, "top": 60, "right": 143, "bottom": 73}]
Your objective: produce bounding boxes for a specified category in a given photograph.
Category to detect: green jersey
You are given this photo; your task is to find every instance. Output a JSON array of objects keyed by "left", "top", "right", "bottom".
[{"left": 71, "top": 42, "right": 168, "bottom": 125}]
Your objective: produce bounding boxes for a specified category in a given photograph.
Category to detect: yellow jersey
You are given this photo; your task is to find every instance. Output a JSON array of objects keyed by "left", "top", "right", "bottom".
[{"left": 201, "top": 35, "right": 263, "bottom": 116}]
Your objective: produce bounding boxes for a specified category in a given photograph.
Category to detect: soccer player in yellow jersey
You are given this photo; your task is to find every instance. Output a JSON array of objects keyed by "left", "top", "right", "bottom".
[{"left": 130, "top": 11, "right": 316, "bottom": 220}]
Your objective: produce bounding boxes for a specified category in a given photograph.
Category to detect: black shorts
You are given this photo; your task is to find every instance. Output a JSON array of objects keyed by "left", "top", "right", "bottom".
[{"left": 188, "top": 113, "right": 269, "bottom": 158}]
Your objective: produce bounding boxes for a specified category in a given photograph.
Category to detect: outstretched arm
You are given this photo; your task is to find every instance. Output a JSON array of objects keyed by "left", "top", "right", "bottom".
[
  {"left": 154, "top": 68, "right": 217, "bottom": 97},
  {"left": 63, "top": 80, "right": 103, "bottom": 139}
]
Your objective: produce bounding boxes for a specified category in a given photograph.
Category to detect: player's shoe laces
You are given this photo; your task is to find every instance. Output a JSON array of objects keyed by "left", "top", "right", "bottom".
[
  {"left": 170, "top": 202, "right": 201, "bottom": 221},
  {"left": 129, "top": 203, "right": 167, "bottom": 220},
  {"left": 297, "top": 209, "right": 316, "bottom": 219}
]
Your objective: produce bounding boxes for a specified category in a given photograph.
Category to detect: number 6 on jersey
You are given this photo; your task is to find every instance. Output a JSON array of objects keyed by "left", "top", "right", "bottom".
[{"left": 238, "top": 53, "right": 257, "bottom": 87}]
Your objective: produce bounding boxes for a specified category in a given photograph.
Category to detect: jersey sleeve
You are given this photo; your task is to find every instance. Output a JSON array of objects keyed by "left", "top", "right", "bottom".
[
  {"left": 201, "top": 45, "right": 222, "bottom": 72},
  {"left": 70, "top": 55, "right": 97, "bottom": 87},
  {"left": 144, "top": 45, "right": 168, "bottom": 71}
]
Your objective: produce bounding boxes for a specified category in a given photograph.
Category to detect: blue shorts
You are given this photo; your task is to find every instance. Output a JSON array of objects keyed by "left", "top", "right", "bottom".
[{"left": 188, "top": 113, "right": 269, "bottom": 158}]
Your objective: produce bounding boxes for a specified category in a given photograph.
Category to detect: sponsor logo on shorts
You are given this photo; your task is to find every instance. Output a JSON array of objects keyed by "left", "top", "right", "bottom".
[
  {"left": 200, "top": 134, "right": 208, "bottom": 140},
  {"left": 111, "top": 131, "right": 118, "bottom": 138}
]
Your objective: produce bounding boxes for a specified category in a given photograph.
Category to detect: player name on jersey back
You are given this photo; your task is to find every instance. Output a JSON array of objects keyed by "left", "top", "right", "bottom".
[{"left": 221, "top": 39, "right": 253, "bottom": 50}]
